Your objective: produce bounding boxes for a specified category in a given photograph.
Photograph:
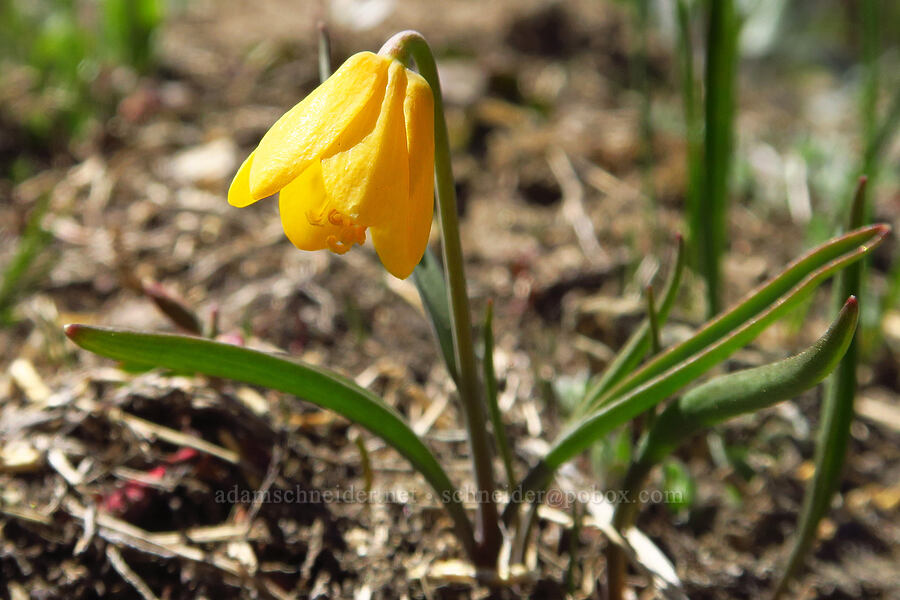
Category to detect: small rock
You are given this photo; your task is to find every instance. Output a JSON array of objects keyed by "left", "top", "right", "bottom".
[
  {"left": 0, "top": 440, "right": 43, "bottom": 473},
  {"left": 167, "top": 138, "right": 237, "bottom": 186}
]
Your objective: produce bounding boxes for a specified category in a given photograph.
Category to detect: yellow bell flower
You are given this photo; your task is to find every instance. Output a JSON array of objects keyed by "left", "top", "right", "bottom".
[{"left": 228, "top": 51, "right": 435, "bottom": 279}]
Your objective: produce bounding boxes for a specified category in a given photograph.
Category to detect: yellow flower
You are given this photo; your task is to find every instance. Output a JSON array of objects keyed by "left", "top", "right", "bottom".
[{"left": 228, "top": 51, "right": 435, "bottom": 279}]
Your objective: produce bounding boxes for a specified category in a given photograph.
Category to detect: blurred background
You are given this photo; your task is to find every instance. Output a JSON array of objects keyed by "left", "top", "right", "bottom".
[{"left": 1, "top": 0, "right": 899, "bottom": 598}]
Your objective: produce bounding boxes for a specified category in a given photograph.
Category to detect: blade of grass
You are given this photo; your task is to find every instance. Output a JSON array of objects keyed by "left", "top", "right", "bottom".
[
  {"left": 637, "top": 296, "right": 858, "bottom": 471},
  {"left": 561, "top": 228, "right": 886, "bottom": 465},
  {"left": 696, "top": 0, "right": 739, "bottom": 317},
  {"left": 317, "top": 21, "right": 332, "bottom": 82},
  {"left": 142, "top": 282, "right": 202, "bottom": 335},
  {"left": 1, "top": 194, "right": 53, "bottom": 323},
  {"left": 861, "top": 0, "right": 880, "bottom": 163},
  {"left": 676, "top": 0, "right": 702, "bottom": 251},
  {"left": 646, "top": 285, "right": 661, "bottom": 355},
  {"left": 580, "top": 235, "right": 684, "bottom": 412},
  {"left": 607, "top": 297, "right": 858, "bottom": 600},
  {"left": 63, "top": 324, "right": 476, "bottom": 559},
  {"left": 632, "top": 0, "right": 656, "bottom": 235},
  {"left": 636, "top": 284, "right": 662, "bottom": 434},
  {"left": 504, "top": 225, "right": 888, "bottom": 522},
  {"left": 586, "top": 225, "right": 889, "bottom": 413},
  {"left": 483, "top": 300, "right": 516, "bottom": 491},
  {"left": 773, "top": 179, "right": 871, "bottom": 597}
]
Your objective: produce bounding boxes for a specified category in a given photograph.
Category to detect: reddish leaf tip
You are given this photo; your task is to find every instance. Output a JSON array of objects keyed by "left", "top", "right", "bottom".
[
  {"left": 844, "top": 295, "right": 858, "bottom": 308},
  {"left": 63, "top": 324, "right": 81, "bottom": 339}
]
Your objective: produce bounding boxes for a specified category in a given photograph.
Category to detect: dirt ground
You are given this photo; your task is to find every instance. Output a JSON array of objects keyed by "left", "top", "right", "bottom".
[{"left": 2, "top": 0, "right": 899, "bottom": 598}]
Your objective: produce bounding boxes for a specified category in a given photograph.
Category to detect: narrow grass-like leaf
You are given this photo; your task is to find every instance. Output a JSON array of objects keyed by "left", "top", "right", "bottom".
[
  {"left": 646, "top": 285, "right": 661, "bottom": 356},
  {"left": 676, "top": 0, "right": 702, "bottom": 242},
  {"left": 695, "top": 0, "right": 739, "bottom": 316},
  {"left": 412, "top": 248, "right": 458, "bottom": 384},
  {"left": 483, "top": 300, "right": 516, "bottom": 491},
  {"left": 63, "top": 324, "right": 476, "bottom": 558},
  {"left": 1, "top": 194, "right": 53, "bottom": 323},
  {"left": 636, "top": 296, "right": 858, "bottom": 471},
  {"left": 504, "top": 226, "right": 888, "bottom": 519},
  {"left": 632, "top": 0, "right": 655, "bottom": 216},
  {"left": 580, "top": 235, "right": 684, "bottom": 411},
  {"left": 552, "top": 229, "right": 883, "bottom": 472},
  {"left": 606, "top": 298, "right": 857, "bottom": 600},
  {"left": 317, "top": 21, "right": 331, "bottom": 82},
  {"left": 774, "top": 180, "right": 871, "bottom": 597},
  {"left": 586, "top": 225, "right": 889, "bottom": 413}
]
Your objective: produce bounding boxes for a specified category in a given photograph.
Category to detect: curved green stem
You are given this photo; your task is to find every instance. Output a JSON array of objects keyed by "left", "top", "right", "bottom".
[{"left": 381, "top": 31, "right": 500, "bottom": 566}]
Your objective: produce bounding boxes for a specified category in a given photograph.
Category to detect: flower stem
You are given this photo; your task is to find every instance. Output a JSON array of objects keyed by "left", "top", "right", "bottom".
[{"left": 380, "top": 31, "right": 501, "bottom": 567}]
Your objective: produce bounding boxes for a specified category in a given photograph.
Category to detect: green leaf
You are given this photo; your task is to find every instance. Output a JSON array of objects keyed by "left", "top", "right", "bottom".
[
  {"left": 586, "top": 225, "right": 889, "bottom": 414},
  {"left": 1, "top": 194, "right": 53, "bottom": 323},
  {"left": 774, "top": 178, "right": 872, "bottom": 598},
  {"left": 662, "top": 459, "right": 695, "bottom": 514},
  {"left": 579, "top": 235, "right": 685, "bottom": 413},
  {"left": 635, "top": 296, "right": 858, "bottom": 469},
  {"left": 412, "top": 247, "right": 458, "bottom": 384},
  {"left": 695, "top": 0, "right": 740, "bottom": 316},
  {"left": 609, "top": 296, "right": 858, "bottom": 545},
  {"left": 64, "top": 324, "right": 476, "bottom": 558},
  {"left": 505, "top": 226, "right": 887, "bottom": 519}
]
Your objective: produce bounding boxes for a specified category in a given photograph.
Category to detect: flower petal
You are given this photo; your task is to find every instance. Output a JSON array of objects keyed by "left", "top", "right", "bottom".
[
  {"left": 320, "top": 60, "right": 410, "bottom": 228},
  {"left": 278, "top": 163, "right": 346, "bottom": 251},
  {"left": 228, "top": 151, "right": 261, "bottom": 207},
  {"left": 370, "top": 70, "right": 435, "bottom": 279},
  {"left": 251, "top": 52, "right": 391, "bottom": 200}
]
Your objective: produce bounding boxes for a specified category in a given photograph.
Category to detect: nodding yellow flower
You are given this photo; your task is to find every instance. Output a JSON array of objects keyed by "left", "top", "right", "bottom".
[{"left": 228, "top": 51, "right": 435, "bottom": 279}]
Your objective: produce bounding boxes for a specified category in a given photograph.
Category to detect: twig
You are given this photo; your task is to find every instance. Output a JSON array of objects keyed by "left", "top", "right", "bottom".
[
  {"left": 47, "top": 448, "right": 86, "bottom": 486},
  {"left": 74, "top": 502, "right": 96, "bottom": 555},
  {"left": 246, "top": 442, "right": 283, "bottom": 525},
  {"left": 9, "top": 358, "right": 52, "bottom": 403},
  {"left": 412, "top": 394, "right": 449, "bottom": 436},
  {"left": 77, "top": 398, "right": 240, "bottom": 465},
  {"left": 106, "top": 545, "right": 160, "bottom": 600},
  {"left": 63, "top": 497, "right": 242, "bottom": 575},
  {"left": 578, "top": 158, "right": 645, "bottom": 204},
  {"left": 63, "top": 498, "right": 290, "bottom": 599},
  {"left": 547, "top": 148, "right": 608, "bottom": 265},
  {"left": 0, "top": 504, "right": 53, "bottom": 525}
]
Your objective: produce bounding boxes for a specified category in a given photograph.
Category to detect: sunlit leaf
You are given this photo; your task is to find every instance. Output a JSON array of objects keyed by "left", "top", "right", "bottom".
[{"left": 64, "top": 324, "right": 476, "bottom": 557}]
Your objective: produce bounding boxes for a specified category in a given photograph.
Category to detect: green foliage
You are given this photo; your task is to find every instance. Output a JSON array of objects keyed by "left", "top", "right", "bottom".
[
  {"left": 60, "top": 23, "right": 896, "bottom": 588},
  {"left": 505, "top": 225, "right": 886, "bottom": 515},
  {"left": 679, "top": 0, "right": 740, "bottom": 317},
  {"left": 662, "top": 459, "right": 695, "bottom": 515},
  {"left": 603, "top": 295, "right": 859, "bottom": 600},
  {"left": 579, "top": 236, "right": 685, "bottom": 415},
  {"left": 412, "top": 248, "right": 458, "bottom": 383},
  {"left": 635, "top": 297, "right": 858, "bottom": 469},
  {"left": 101, "top": 0, "right": 163, "bottom": 71},
  {"left": 590, "top": 426, "right": 632, "bottom": 485},
  {"left": 0, "top": 195, "right": 54, "bottom": 324},
  {"left": 0, "top": 0, "right": 165, "bottom": 145},
  {"left": 774, "top": 179, "right": 871, "bottom": 597},
  {"left": 483, "top": 300, "right": 516, "bottom": 491},
  {"left": 63, "top": 323, "right": 477, "bottom": 558}
]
